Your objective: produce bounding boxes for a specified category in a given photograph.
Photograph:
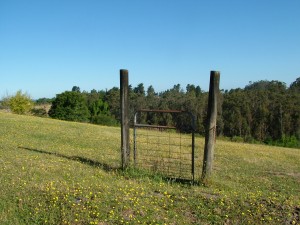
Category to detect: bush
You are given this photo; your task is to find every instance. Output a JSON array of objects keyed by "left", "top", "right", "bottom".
[
  {"left": 244, "top": 135, "right": 256, "bottom": 143},
  {"left": 231, "top": 136, "right": 244, "bottom": 143},
  {"left": 279, "top": 135, "right": 299, "bottom": 148},
  {"left": 2, "top": 91, "right": 34, "bottom": 114},
  {"left": 0, "top": 100, "right": 8, "bottom": 110},
  {"left": 49, "top": 91, "right": 90, "bottom": 122},
  {"left": 31, "top": 108, "right": 48, "bottom": 117},
  {"left": 265, "top": 135, "right": 300, "bottom": 149},
  {"left": 90, "top": 114, "right": 118, "bottom": 126}
]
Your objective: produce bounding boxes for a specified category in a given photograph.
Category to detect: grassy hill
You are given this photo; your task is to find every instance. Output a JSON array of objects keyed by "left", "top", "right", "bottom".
[{"left": 0, "top": 112, "right": 299, "bottom": 224}]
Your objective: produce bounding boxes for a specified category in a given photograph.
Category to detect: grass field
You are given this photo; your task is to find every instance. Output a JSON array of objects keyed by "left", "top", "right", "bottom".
[{"left": 0, "top": 112, "right": 299, "bottom": 224}]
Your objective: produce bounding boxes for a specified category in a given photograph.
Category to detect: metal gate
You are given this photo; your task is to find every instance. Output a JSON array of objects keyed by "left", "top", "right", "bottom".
[{"left": 133, "top": 109, "right": 196, "bottom": 181}]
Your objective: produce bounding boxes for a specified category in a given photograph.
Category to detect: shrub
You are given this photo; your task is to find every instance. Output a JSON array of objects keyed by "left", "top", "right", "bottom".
[
  {"left": 265, "top": 135, "right": 300, "bottom": 149},
  {"left": 90, "top": 114, "right": 118, "bottom": 126},
  {"left": 231, "top": 136, "right": 244, "bottom": 143},
  {"left": 2, "top": 91, "right": 34, "bottom": 114},
  {"left": 280, "top": 135, "right": 299, "bottom": 148},
  {"left": 31, "top": 108, "right": 48, "bottom": 117},
  {"left": 49, "top": 91, "right": 90, "bottom": 122},
  {"left": 244, "top": 135, "right": 255, "bottom": 143}
]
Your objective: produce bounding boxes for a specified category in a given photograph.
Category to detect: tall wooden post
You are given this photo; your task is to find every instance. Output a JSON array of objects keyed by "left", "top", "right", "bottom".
[
  {"left": 202, "top": 71, "right": 220, "bottom": 181},
  {"left": 120, "top": 69, "right": 130, "bottom": 169}
]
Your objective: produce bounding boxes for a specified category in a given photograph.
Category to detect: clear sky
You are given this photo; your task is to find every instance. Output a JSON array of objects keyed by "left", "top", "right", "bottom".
[{"left": 1, "top": 0, "right": 299, "bottom": 99}]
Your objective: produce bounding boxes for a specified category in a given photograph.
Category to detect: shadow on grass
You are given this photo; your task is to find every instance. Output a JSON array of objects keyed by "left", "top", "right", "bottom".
[
  {"left": 122, "top": 167, "right": 198, "bottom": 186},
  {"left": 18, "top": 147, "right": 121, "bottom": 172},
  {"left": 18, "top": 147, "right": 197, "bottom": 185}
]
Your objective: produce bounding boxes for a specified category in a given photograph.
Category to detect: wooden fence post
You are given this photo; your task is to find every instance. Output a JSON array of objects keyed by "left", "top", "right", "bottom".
[
  {"left": 202, "top": 71, "right": 220, "bottom": 181},
  {"left": 120, "top": 69, "right": 130, "bottom": 169}
]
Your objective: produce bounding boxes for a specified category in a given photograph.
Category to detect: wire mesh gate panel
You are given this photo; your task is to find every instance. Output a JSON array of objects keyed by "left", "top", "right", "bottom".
[{"left": 133, "top": 109, "right": 196, "bottom": 181}]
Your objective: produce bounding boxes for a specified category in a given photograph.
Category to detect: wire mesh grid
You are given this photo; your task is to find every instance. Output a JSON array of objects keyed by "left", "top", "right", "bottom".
[{"left": 133, "top": 110, "right": 200, "bottom": 181}]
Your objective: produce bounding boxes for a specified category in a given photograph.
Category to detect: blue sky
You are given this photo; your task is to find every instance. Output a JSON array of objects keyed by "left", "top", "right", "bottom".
[{"left": 0, "top": 0, "right": 299, "bottom": 99}]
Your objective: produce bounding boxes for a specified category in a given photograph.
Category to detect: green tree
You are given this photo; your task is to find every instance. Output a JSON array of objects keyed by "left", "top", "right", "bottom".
[
  {"left": 3, "top": 90, "right": 34, "bottom": 114},
  {"left": 35, "top": 98, "right": 53, "bottom": 105},
  {"left": 223, "top": 89, "right": 246, "bottom": 137},
  {"left": 105, "top": 87, "right": 120, "bottom": 122},
  {"left": 288, "top": 77, "right": 300, "bottom": 140},
  {"left": 72, "top": 86, "right": 81, "bottom": 93},
  {"left": 289, "top": 77, "right": 300, "bottom": 92},
  {"left": 145, "top": 85, "right": 159, "bottom": 124},
  {"left": 49, "top": 91, "right": 90, "bottom": 122},
  {"left": 130, "top": 84, "right": 148, "bottom": 123},
  {"left": 133, "top": 83, "right": 145, "bottom": 96}
]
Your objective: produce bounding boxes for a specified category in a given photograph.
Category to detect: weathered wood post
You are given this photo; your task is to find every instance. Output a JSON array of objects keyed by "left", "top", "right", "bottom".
[
  {"left": 202, "top": 71, "right": 220, "bottom": 181},
  {"left": 120, "top": 69, "right": 130, "bottom": 169}
]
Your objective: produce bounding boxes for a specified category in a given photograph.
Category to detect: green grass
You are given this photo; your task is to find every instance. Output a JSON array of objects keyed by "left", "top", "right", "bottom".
[{"left": 0, "top": 112, "right": 299, "bottom": 224}]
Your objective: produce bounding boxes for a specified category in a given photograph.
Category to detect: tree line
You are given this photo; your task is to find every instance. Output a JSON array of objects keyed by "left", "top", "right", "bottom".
[
  {"left": 48, "top": 78, "right": 299, "bottom": 148},
  {"left": 1, "top": 78, "right": 299, "bottom": 148}
]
